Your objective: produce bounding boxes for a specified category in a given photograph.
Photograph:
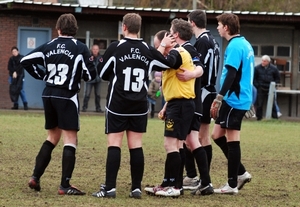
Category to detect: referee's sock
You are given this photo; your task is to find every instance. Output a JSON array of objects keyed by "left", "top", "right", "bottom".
[
  {"left": 33, "top": 140, "right": 55, "bottom": 180},
  {"left": 178, "top": 148, "right": 185, "bottom": 189},
  {"left": 167, "top": 151, "right": 181, "bottom": 189}
]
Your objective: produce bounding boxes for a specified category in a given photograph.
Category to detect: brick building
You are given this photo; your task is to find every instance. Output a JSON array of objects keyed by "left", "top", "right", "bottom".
[{"left": 1, "top": 0, "right": 300, "bottom": 116}]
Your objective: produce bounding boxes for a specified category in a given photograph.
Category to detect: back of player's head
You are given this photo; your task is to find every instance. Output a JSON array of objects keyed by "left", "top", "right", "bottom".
[
  {"left": 154, "top": 30, "right": 169, "bottom": 42},
  {"left": 187, "top": 10, "right": 207, "bottom": 28},
  {"left": 216, "top": 13, "right": 240, "bottom": 36},
  {"left": 122, "top": 13, "right": 141, "bottom": 34},
  {"left": 171, "top": 18, "right": 193, "bottom": 41},
  {"left": 56, "top": 13, "right": 78, "bottom": 36}
]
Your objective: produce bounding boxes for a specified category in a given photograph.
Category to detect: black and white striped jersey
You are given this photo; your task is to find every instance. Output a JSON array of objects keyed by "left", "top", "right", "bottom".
[
  {"left": 98, "top": 37, "right": 171, "bottom": 115},
  {"left": 181, "top": 41, "right": 203, "bottom": 115},
  {"left": 194, "top": 31, "right": 220, "bottom": 88},
  {"left": 21, "top": 36, "right": 96, "bottom": 92}
]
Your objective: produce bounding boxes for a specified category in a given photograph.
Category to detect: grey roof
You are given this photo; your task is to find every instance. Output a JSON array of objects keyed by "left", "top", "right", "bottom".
[{"left": 1, "top": 0, "right": 300, "bottom": 16}]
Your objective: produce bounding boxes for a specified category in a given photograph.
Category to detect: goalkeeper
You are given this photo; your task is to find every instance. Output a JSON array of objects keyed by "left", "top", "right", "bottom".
[
  {"left": 210, "top": 13, "right": 253, "bottom": 195},
  {"left": 147, "top": 71, "right": 162, "bottom": 118}
]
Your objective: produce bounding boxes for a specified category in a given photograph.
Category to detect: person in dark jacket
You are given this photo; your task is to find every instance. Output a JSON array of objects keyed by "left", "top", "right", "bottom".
[
  {"left": 82, "top": 44, "right": 103, "bottom": 112},
  {"left": 253, "top": 55, "right": 281, "bottom": 120},
  {"left": 7, "top": 46, "right": 28, "bottom": 110}
]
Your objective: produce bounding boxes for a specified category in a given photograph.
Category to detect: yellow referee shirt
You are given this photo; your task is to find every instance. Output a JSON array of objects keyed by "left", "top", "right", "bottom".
[{"left": 162, "top": 47, "right": 195, "bottom": 102}]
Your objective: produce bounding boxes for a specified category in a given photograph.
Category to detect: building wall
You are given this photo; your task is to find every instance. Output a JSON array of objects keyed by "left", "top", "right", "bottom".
[
  {"left": 0, "top": 14, "right": 58, "bottom": 109},
  {"left": 1, "top": 12, "right": 300, "bottom": 116}
]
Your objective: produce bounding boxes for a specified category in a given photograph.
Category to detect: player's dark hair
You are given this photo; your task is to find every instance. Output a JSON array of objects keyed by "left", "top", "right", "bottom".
[
  {"left": 11, "top": 46, "right": 18, "bottom": 51},
  {"left": 216, "top": 13, "right": 240, "bottom": 35},
  {"left": 154, "top": 30, "right": 169, "bottom": 42},
  {"left": 171, "top": 18, "right": 193, "bottom": 41},
  {"left": 187, "top": 10, "right": 207, "bottom": 28},
  {"left": 56, "top": 13, "right": 78, "bottom": 36},
  {"left": 122, "top": 13, "right": 141, "bottom": 34}
]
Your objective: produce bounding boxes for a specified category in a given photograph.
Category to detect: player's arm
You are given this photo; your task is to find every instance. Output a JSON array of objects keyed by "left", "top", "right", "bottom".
[
  {"left": 98, "top": 42, "right": 118, "bottom": 81},
  {"left": 218, "top": 65, "right": 237, "bottom": 96},
  {"left": 82, "top": 45, "right": 97, "bottom": 82},
  {"left": 20, "top": 48, "right": 46, "bottom": 80}
]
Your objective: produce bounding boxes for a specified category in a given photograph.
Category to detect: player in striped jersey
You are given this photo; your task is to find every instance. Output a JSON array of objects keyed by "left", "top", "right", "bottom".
[
  {"left": 21, "top": 13, "right": 96, "bottom": 195},
  {"left": 91, "top": 13, "right": 176, "bottom": 199},
  {"left": 180, "top": 9, "right": 221, "bottom": 190}
]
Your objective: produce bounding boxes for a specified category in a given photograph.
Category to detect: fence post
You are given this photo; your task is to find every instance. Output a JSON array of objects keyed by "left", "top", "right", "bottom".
[{"left": 266, "top": 82, "right": 276, "bottom": 119}]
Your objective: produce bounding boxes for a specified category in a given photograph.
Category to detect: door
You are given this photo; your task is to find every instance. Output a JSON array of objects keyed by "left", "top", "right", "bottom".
[{"left": 18, "top": 27, "right": 51, "bottom": 109}]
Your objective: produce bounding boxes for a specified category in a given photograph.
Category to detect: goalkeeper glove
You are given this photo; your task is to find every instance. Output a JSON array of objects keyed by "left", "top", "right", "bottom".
[
  {"left": 210, "top": 94, "right": 223, "bottom": 120},
  {"left": 244, "top": 104, "right": 256, "bottom": 119}
]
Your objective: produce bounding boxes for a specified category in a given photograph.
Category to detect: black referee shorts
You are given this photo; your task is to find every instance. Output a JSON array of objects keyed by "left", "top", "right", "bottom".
[{"left": 164, "top": 99, "right": 195, "bottom": 140}]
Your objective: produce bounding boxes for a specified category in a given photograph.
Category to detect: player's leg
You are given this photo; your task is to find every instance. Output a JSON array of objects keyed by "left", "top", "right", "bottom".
[
  {"left": 185, "top": 130, "right": 213, "bottom": 196},
  {"left": 28, "top": 94, "right": 60, "bottom": 191},
  {"left": 92, "top": 112, "right": 126, "bottom": 198},
  {"left": 28, "top": 128, "right": 61, "bottom": 191},
  {"left": 128, "top": 132, "right": 144, "bottom": 199},
  {"left": 55, "top": 92, "right": 85, "bottom": 195},
  {"left": 213, "top": 104, "right": 250, "bottom": 194}
]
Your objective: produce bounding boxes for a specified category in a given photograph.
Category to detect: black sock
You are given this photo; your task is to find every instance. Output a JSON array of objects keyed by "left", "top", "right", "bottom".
[
  {"left": 61, "top": 145, "right": 76, "bottom": 188},
  {"left": 129, "top": 147, "right": 144, "bottom": 191},
  {"left": 214, "top": 136, "right": 247, "bottom": 176},
  {"left": 161, "top": 156, "right": 170, "bottom": 187},
  {"left": 167, "top": 152, "right": 181, "bottom": 188},
  {"left": 33, "top": 140, "right": 55, "bottom": 180},
  {"left": 178, "top": 148, "right": 185, "bottom": 189},
  {"left": 203, "top": 145, "right": 212, "bottom": 173},
  {"left": 105, "top": 146, "right": 121, "bottom": 190},
  {"left": 192, "top": 147, "right": 211, "bottom": 186},
  {"left": 227, "top": 141, "right": 241, "bottom": 188},
  {"left": 183, "top": 143, "right": 197, "bottom": 178},
  {"left": 214, "top": 136, "right": 228, "bottom": 158}
]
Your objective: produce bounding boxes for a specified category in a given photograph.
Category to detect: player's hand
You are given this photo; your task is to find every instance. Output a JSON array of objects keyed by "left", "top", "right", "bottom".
[
  {"left": 176, "top": 68, "right": 194, "bottom": 82},
  {"left": 158, "top": 110, "right": 166, "bottom": 120},
  {"left": 161, "top": 33, "right": 175, "bottom": 48},
  {"left": 244, "top": 104, "right": 256, "bottom": 119},
  {"left": 210, "top": 94, "right": 223, "bottom": 120}
]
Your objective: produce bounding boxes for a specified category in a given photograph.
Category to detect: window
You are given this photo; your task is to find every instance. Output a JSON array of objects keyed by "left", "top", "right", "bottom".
[
  {"left": 261, "top": 46, "right": 274, "bottom": 56},
  {"left": 93, "top": 39, "right": 107, "bottom": 50},
  {"left": 252, "top": 45, "right": 258, "bottom": 56},
  {"left": 277, "top": 46, "right": 290, "bottom": 57}
]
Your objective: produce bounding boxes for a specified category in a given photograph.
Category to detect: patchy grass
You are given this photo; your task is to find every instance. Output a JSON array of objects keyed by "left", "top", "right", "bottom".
[{"left": 0, "top": 110, "right": 299, "bottom": 206}]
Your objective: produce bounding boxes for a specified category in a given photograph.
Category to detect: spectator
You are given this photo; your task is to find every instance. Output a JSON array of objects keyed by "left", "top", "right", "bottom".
[
  {"left": 82, "top": 44, "right": 103, "bottom": 113},
  {"left": 7, "top": 46, "right": 28, "bottom": 110},
  {"left": 254, "top": 55, "right": 281, "bottom": 120},
  {"left": 147, "top": 71, "right": 162, "bottom": 118}
]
